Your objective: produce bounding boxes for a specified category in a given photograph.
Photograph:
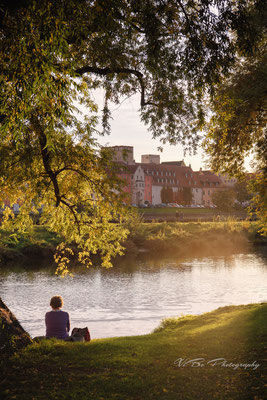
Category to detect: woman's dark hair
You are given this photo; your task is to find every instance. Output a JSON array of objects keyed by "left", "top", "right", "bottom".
[{"left": 50, "top": 295, "right": 63, "bottom": 309}]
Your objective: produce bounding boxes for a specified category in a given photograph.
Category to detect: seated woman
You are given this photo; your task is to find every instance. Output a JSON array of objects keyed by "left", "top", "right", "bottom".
[{"left": 45, "top": 295, "right": 70, "bottom": 340}]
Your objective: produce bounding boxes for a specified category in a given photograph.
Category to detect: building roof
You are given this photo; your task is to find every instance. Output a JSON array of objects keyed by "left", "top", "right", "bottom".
[
  {"left": 114, "top": 162, "right": 224, "bottom": 189},
  {"left": 195, "top": 170, "right": 223, "bottom": 186},
  {"left": 125, "top": 164, "right": 142, "bottom": 174},
  {"left": 161, "top": 160, "right": 186, "bottom": 167},
  {"left": 138, "top": 163, "right": 201, "bottom": 188},
  {"left": 108, "top": 145, "right": 134, "bottom": 149}
]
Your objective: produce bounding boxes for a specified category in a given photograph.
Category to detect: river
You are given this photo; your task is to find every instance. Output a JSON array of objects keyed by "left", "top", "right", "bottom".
[{"left": 0, "top": 250, "right": 266, "bottom": 339}]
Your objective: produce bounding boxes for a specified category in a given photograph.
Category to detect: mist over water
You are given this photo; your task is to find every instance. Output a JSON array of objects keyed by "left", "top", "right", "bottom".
[{"left": 0, "top": 251, "right": 266, "bottom": 339}]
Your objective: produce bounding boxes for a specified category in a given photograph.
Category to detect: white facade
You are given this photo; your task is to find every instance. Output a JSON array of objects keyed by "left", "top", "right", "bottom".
[
  {"left": 132, "top": 166, "right": 145, "bottom": 204},
  {"left": 192, "top": 187, "right": 203, "bottom": 205},
  {"left": 151, "top": 185, "right": 162, "bottom": 205}
]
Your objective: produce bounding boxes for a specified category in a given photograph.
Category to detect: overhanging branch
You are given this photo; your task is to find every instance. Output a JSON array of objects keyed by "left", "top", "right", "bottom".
[
  {"left": 30, "top": 116, "right": 61, "bottom": 207},
  {"left": 75, "top": 66, "right": 157, "bottom": 107}
]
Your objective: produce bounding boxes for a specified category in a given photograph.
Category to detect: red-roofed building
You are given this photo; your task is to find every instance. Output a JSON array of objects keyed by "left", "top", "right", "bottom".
[
  {"left": 144, "top": 174, "right": 153, "bottom": 203},
  {"left": 110, "top": 147, "right": 227, "bottom": 206},
  {"left": 140, "top": 163, "right": 200, "bottom": 205},
  {"left": 114, "top": 163, "right": 145, "bottom": 204},
  {"left": 195, "top": 169, "right": 225, "bottom": 206}
]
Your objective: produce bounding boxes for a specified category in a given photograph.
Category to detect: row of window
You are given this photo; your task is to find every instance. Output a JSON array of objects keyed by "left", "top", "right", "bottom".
[
  {"left": 132, "top": 181, "right": 216, "bottom": 193},
  {"left": 156, "top": 178, "right": 179, "bottom": 184},
  {"left": 201, "top": 182, "right": 219, "bottom": 187},
  {"left": 145, "top": 170, "right": 176, "bottom": 177},
  {"left": 145, "top": 170, "right": 195, "bottom": 179}
]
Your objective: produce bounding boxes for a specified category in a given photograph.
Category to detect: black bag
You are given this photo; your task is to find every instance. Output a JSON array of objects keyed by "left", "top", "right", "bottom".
[{"left": 71, "top": 327, "right": 91, "bottom": 342}]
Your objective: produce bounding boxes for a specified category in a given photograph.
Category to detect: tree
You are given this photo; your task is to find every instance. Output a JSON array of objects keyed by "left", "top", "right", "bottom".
[
  {"left": 0, "top": 297, "right": 32, "bottom": 359},
  {"left": 212, "top": 189, "right": 236, "bottom": 211},
  {"left": 161, "top": 187, "right": 173, "bottom": 203},
  {"left": 0, "top": 1, "right": 264, "bottom": 271},
  {"left": 204, "top": 51, "right": 267, "bottom": 177},
  {"left": 204, "top": 1, "right": 266, "bottom": 231},
  {"left": 248, "top": 172, "right": 267, "bottom": 236},
  {"left": 173, "top": 189, "right": 183, "bottom": 204},
  {"left": 234, "top": 180, "right": 253, "bottom": 205},
  {"left": 182, "top": 187, "right": 193, "bottom": 205}
]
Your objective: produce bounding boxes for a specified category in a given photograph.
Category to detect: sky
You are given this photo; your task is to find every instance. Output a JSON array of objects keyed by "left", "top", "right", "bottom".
[
  {"left": 90, "top": 89, "right": 208, "bottom": 171},
  {"left": 86, "top": 89, "right": 253, "bottom": 173}
]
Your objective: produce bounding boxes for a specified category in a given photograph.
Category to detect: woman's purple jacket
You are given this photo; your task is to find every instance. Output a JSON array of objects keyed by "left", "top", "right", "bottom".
[{"left": 45, "top": 310, "right": 70, "bottom": 339}]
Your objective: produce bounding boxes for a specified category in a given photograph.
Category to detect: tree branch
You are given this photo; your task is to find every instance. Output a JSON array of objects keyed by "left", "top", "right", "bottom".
[
  {"left": 60, "top": 197, "right": 81, "bottom": 235},
  {"left": 75, "top": 66, "right": 157, "bottom": 107},
  {"left": 30, "top": 116, "right": 61, "bottom": 207}
]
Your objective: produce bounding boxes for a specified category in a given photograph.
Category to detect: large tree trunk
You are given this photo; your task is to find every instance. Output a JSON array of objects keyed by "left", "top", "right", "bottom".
[{"left": 0, "top": 298, "right": 32, "bottom": 359}]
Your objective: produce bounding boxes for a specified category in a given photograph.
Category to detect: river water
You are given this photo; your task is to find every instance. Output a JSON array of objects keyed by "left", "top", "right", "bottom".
[{"left": 0, "top": 250, "right": 266, "bottom": 339}]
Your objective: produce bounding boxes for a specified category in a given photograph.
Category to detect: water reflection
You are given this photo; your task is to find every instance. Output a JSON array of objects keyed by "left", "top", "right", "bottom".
[{"left": 0, "top": 251, "right": 266, "bottom": 339}]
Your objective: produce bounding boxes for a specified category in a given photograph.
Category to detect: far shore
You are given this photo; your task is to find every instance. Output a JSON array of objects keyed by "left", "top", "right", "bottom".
[{"left": 0, "top": 220, "right": 265, "bottom": 269}]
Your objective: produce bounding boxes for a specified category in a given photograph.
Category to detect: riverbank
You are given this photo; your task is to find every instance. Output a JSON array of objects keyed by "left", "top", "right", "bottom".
[
  {"left": 1, "top": 303, "right": 266, "bottom": 400},
  {"left": 124, "top": 219, "right": 263, "bottom": 256},
  {"left": 0, "top": 220, "right": 265, "bottom": 268},
  {"left": 138, "top": 207, "right": 247, "bottom": 222}
]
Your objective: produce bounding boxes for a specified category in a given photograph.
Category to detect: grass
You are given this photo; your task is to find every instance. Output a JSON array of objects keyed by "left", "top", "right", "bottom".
[
  {"left": 1, "top": 303, "right": 266, "bottom": 400},
  {"left": 124, "top": 219, "right": 262, "bottom": 256},
  {"left": 0, "top": 226, "right": 61, "bottom": 267},
  {"left": 0, "top": 226, "right": 60, "bottom": 248}
]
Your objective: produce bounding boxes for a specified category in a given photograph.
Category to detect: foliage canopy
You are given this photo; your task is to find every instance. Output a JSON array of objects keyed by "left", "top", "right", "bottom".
[
  {"left": 204, "top": 1, "right": 266, "bottom": 231},
  {"left": 0, "top": 0, "right": 265, "bottom": 269}
]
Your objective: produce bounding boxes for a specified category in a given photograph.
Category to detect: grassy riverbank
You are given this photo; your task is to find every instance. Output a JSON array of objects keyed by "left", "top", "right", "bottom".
[
  {"left": 0, "top": 220, "right": 265, "bottom": 267},
  {"left": 138, "top": 206, "right": 245, "bottom": 216},
  {"left": 1, "top": 303, "right": 266, "bottom": 400},
  {"left": 122, "top": 219, "right": 266, "bottom": 260}
]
